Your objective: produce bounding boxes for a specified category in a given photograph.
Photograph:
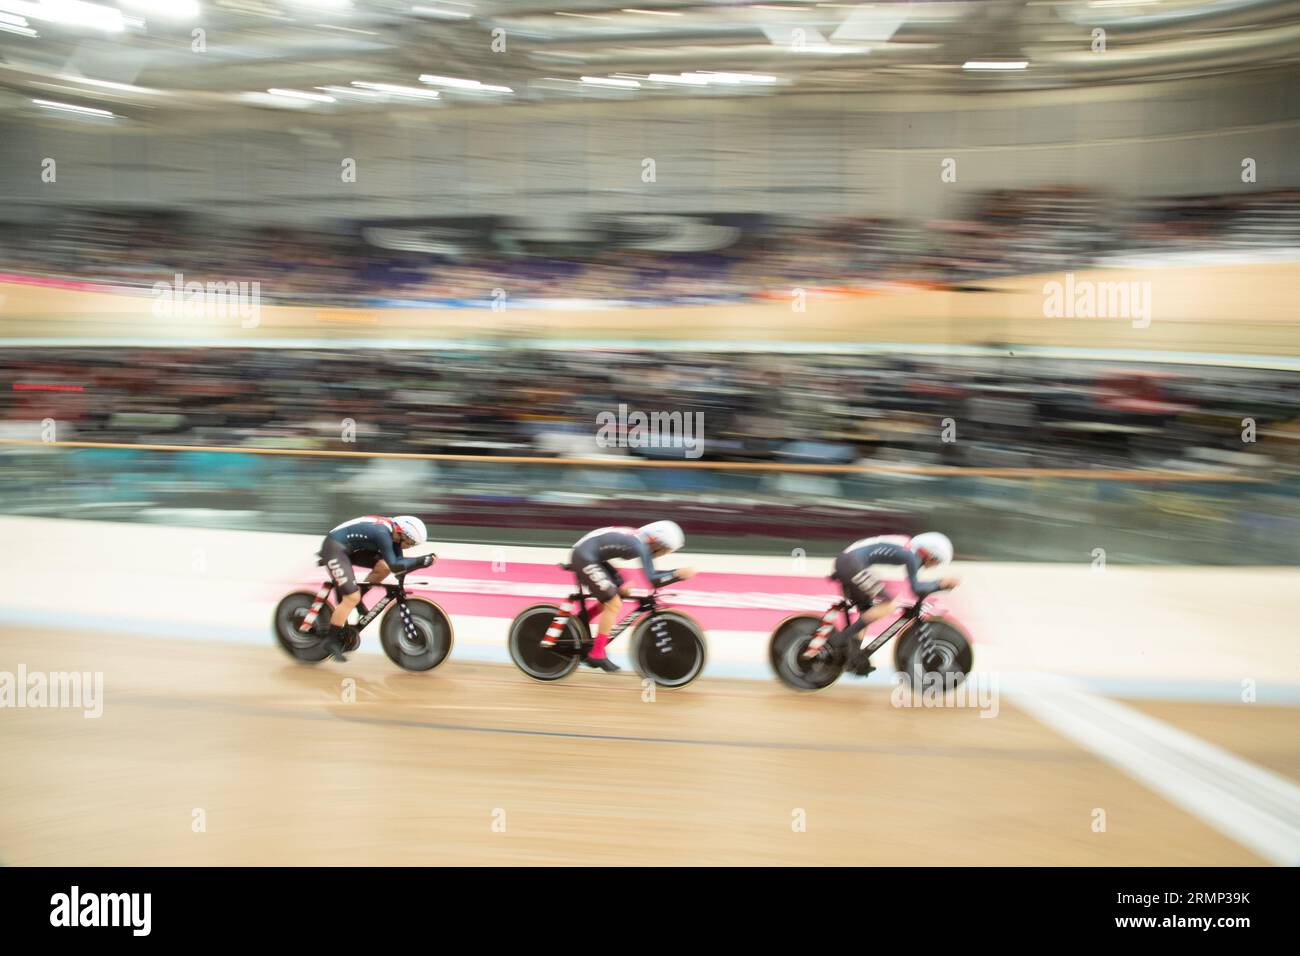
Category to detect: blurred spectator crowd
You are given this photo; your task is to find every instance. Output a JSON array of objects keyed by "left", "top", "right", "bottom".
[
  {"left": 1, "top": 188, "right": 1298, "bottom": 305},
  {"left": 4, "top": 346, "right": 1298, "bottom": 478}
]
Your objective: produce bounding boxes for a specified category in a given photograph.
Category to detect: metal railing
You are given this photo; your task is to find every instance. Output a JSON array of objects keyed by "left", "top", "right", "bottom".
[{"left": 0, "top": 439, "right": 1294, "bottom": 565}]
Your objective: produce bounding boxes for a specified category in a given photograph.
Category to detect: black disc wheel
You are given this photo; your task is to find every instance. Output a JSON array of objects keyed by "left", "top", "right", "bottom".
[
  {"left": 768, "top": 614, "right": 843, "bottom": 691},
  {"left": 508, "top": 604, "right": 586, "bottom": 682},
  {"left": 894, "top": 620, "right": 973, "bottom": 689},
  {"left": 272, "top": 591, "right": 334, "bottom": 664},
  {"left": 379, "top": 597, "right": 454, "bottom": 672},
  {"left": 630, "top": 611, "right": 707, "bottom": 688}
]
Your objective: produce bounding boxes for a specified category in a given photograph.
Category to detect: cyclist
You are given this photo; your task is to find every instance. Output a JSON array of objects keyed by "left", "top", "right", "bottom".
[
  {"left": 807, "top": 532, "right": 959, "bottom": 672},
  {"left": 317, "top": 514, "right": 436, "bottom": 662},
  {"left": 548, "top": 521, "right": 696, "bottom": 673}
]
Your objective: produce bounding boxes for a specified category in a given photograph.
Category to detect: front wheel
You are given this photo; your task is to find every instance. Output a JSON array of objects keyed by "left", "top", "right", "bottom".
[
  {"left": 273, "top": 591, "right": 334, "bottom": 664},
  {"left": 768, "top": 613, "right": 843, "bottom": 691},
  {"left": 508, "top": 603, "right": 587, "bottom": 682},
  {"left": 380, "top": 597, "right": 454, "bottom": 672},
  {"left": 630, "top": 610, "right": 706, "bottom": 688},
  {"left": 893, "top": 619, "right": 973, "bottom": 689}
]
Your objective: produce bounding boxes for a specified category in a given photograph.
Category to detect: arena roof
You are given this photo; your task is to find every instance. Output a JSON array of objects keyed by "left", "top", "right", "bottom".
[{"left": 2, "top": 1, "right": 1300, "bottom": 124}]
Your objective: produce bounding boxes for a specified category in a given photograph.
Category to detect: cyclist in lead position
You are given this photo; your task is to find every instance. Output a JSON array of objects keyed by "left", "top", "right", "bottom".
[
  {"left": 806, "top": 532, "right": 959, "bottom": 673},
  {"left": 548, "top": 521, "right": 696, "bottom": 673},
  {"left": 317, "top": 515, "right": 436, "bottom": 661}
]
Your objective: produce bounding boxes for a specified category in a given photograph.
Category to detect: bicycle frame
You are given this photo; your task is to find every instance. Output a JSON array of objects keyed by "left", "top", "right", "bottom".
[
  {"left": 866, "top": 603, "right": 929, "bottom": 657},
  {"left": 808, "top": 597, "right": 927, "bottom": 658},
  {"left": 542, "top": 577, "right": 666, "bottom": 651},
  {"left": 298, "top": 575, "right": 416, "bottom": 636}
]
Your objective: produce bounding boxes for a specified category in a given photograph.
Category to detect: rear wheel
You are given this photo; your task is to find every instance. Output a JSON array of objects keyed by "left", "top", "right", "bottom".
[
  {"left": 380, "top": 597, "right": 454, "bottom": 672},
  {"left": 508, "top": 603, "right": 586, "bottom": 682},
  {"left": 273, "top": 591, "right": 334, "bottom": 664},
  {"left": 630, "top": 610, "right": 706, "bottom": 688},
  {"left": 768, "top": 613, "right": 843, "bottom": 691},
  {"left": 894, "top": 619, "right": 973, "bottom": 689}
]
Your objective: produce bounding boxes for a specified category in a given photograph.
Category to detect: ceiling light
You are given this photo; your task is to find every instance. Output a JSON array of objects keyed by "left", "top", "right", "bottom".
[
  {"left": 32, "top": 98, "right": 114, "bottom": 117},
  {"left": 555, "top": 11, "right": 611, "bottom": 18},
  {"left": 581, "top": 76, "right": 641, "bottom": 88},
  {"left": 962, "top": 60, "right": 1028, "bottom": 70},
  {"left": 268, "top": 88, "right": 336, "bottom": 103},
  {"left": 419, "top": 74, "right": 485, "bottom": 89},
  {"left": 622, "top": 8, "right": 683, "bottom": 15},
  {"left": 418, "top": 75, "right": 512, "bottom": 94},
  {"left": 649, "top": 73, "right": 709, "bottom": 85},
  {"left": 241, "top": 93, "right": 314, "bottom": 109},
  {"left": 411, "top": 3, "right": 470, "bottom": 17},
  {"left": 316, "top": 85, "right": 381, "bottom": 97},
  {"left": 118, "top": 0, "right": 200, "bottom": 18},
  {"left": 57, "top": 74, "right": 164, "bottom": 95},
  {"left": 314, "top": 23, "right": 377, "bottom": 33},
  {"left": 352, "top": 81, "right": 442, "bottom": 99},
  {"left": 702, "top": 71, "right": 778, "bottom": 84},
  {"left": 3, "top": 0, "right": 124, "bottom": 32}
]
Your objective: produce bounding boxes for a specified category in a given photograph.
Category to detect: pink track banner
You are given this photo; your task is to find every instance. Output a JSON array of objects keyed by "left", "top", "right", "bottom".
[
  {"left": 0, "top": 272, "right": 129, "bottom": 294},
  {"left": 290, "top": 559, "right": 978, "bottom": 641}
]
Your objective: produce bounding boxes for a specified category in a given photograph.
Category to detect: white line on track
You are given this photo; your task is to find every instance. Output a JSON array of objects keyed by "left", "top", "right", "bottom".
[{"left": 1008, "top": 675, "right": 1300, "bottom": 866}]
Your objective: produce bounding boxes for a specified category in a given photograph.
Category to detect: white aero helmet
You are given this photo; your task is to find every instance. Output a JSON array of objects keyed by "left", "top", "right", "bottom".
[
  {"left": 639, "top": 520, "right": 685, "bottom": 554},
  {"left": 910, "top": 531, "right": 953, "bottom": 566},
  {"left": 392, "top": 515, "right": 428, "bottom": 547}
]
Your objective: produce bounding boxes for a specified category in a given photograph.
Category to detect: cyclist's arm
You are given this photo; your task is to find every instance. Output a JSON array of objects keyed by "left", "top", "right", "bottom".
[
  {"left": 373, "top": 527, "right": 427, "bottom": 574},
  {"left": 634, "top": 537, "right": 676, "bottom": 588},
  {"left": 901, "top": 550, "right": 941, "bottom": 598}
]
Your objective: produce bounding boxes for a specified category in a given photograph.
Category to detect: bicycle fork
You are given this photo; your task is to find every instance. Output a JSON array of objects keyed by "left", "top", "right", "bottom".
[
  {"left": 395, "top": 599, "right": 422, "bottom": 643},
  {"left": 540, "top": 598, "right": 584, "bottom": 648},
  {"left": 801, "top": 605, "right": 844, "bottom": 659},
  {"left": 300, "top": 582, "right": 335, "bottom": 633},
  {"left": 915, "top": 619, "right": 940, "bottom": 669}
]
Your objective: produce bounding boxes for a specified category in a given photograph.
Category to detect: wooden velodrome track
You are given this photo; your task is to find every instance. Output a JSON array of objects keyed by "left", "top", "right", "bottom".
[
  {"left": 4, "top": 260, "right": 1300, "bottom": 356},
  {"left": 2, "top": 625, "right": 1293, "bottom": 866}
]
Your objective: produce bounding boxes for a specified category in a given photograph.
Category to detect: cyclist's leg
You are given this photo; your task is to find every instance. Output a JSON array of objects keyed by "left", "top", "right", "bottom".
[
  {"left": 829, "top": 555, "right": 880, "bottom": 654},
  {"left": 576, "top": 563, "right": 620, "bottom": 650},
  {"left": 320, "top": 540, "right": 360, "bottom": 660},
  {"left": 320, "top": 540, "right": 360, "bottom": 624},
  {"left": 576, "top": 561, "right": 622, "bottom": 670}
]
